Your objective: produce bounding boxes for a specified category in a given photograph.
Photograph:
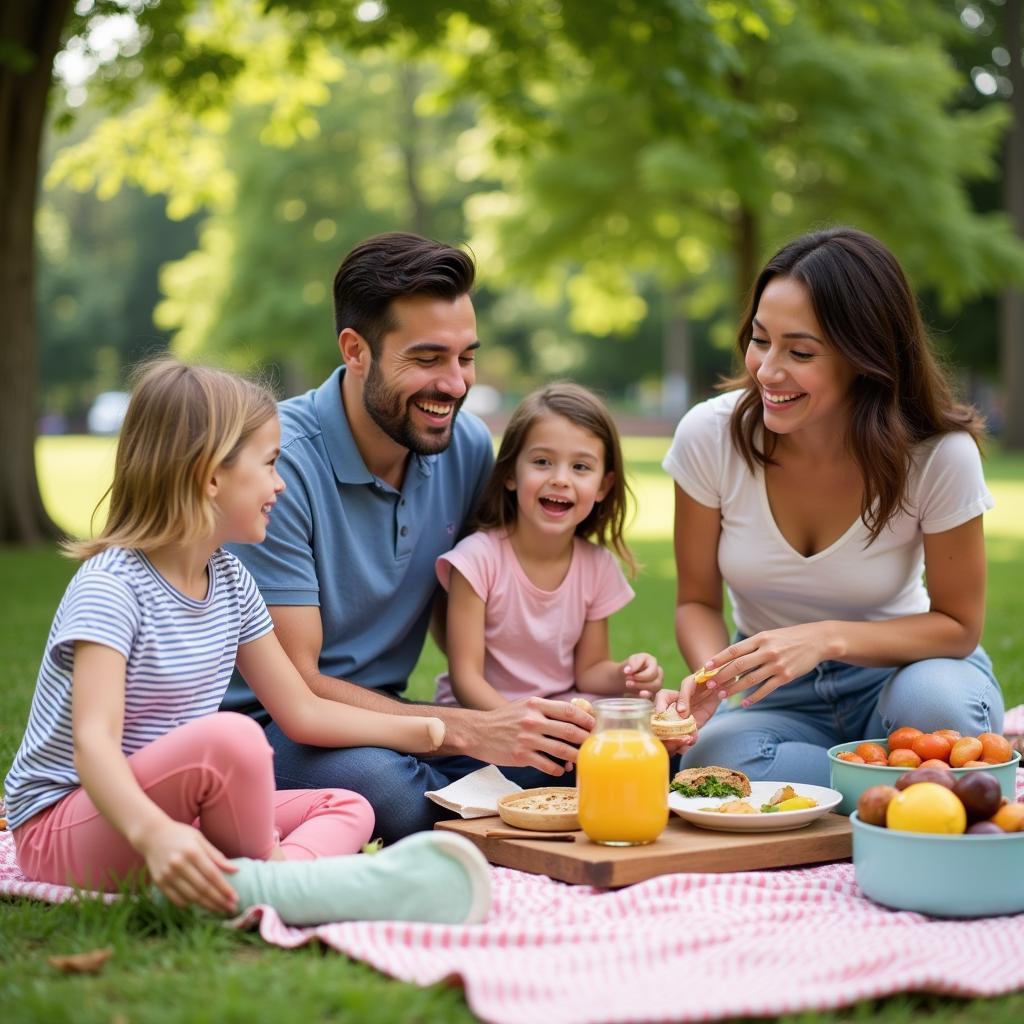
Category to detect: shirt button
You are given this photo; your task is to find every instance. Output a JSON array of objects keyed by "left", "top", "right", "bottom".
[
  {"left": 400, "top": 525, "right": 409, "bottom": 537},
  {"left": 399, "top": 499, "right": 406, "bottom": 507}
]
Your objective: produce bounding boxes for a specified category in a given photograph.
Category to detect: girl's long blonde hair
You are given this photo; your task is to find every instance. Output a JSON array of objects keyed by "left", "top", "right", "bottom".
[
  {"left": 471, "top": 381, "right": 637, "bottom": 576},
  {"left": 65, "top": 359, "right": 277, "bottom": 561}
]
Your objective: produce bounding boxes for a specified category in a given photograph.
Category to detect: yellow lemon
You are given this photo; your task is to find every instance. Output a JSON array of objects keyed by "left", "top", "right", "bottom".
[
  {"left": 775, "top": 797, "right": 819, "bottom": 812},
  {"left": 885, "top": 782, "right": 967, "bottom": 834}
]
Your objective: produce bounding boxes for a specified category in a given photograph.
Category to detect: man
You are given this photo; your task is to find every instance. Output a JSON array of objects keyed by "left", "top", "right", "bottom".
[{"left": 224, "top": 232, "right": 591, "bottom": 842}]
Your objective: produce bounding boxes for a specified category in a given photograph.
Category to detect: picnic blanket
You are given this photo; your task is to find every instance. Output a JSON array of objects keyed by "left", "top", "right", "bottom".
[{"left": 3, "top": 727, "right": 1024, "bottom": 1024}]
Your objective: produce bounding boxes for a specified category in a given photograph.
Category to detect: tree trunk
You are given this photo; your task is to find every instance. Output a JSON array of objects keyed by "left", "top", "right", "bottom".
[
  {"left": 1000, "top": 0, "right": 1024, "bottom": 450},
  {"left": 398, "top": 63, "right": 430, "bottom": 237},
  {"left": 662, "top": 285, "right": 692, "bottom": 417},
  {"left": 735, "top": 204, "right": 760, "bottom": 318},
  {"left": 0, "top": 0, "right": 69, "bottom": 542}
]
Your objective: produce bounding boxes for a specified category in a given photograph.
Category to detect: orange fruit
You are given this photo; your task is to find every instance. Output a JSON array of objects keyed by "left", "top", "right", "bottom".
[
  {"left": 978, "top": 732, "right": 1013, "bottom": 765},
  {"left": 911, "top": 733, "right": 952, "bottom": 763},
  {"left": 886, "top": 783, "right": 967, "bottom": 834},
  {"left": 887, "top": 748, "right": 922, "bottom": 769},
  {"left": 888, "top": 727, "right": 923, "bottom": 751},
  {"left": 962, "top": 760, "right": 989, "bottom": 768},
  {"left": 855, "top": 742, "right": 888, "bottom": 765},
  {"left": 990, "top": 802, "right": 1024, "bottom": 833},
  {"left": 935, "top": 729, "right": 962, "bottom": 742},
  {"left": 919, "top": 758, "right": 952, "bottom": 769},
  {"left": 836, "top": 751, "right": 866, "bottom": 764},
  {"left": 949, "top": 736, "right": 983, "bottom": 768}
]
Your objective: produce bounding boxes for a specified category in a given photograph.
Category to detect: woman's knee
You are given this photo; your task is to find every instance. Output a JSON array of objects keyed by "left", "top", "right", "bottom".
[
  {"left": 877, "top": 656, "right": 1003, "bottom": 734},
  {"left": 679, "top": 719, "right": 769, "bottom": 773}
]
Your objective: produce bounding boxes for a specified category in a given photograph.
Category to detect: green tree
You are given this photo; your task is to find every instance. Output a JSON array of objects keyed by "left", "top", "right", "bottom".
[
  {"left": 463, "top": 3, "right": 1024, "bottom": 414},
  {"left": 0, "top": 0, "right": 788, "bottom": 542},
  {"left": 148, "top": 52, "right": 482, "bottom": 389}
]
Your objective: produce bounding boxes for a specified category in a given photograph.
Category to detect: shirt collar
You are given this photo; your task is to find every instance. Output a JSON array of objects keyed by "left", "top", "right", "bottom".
[{"left": 313, "top": 366, "right": 436, "bottom": 489}]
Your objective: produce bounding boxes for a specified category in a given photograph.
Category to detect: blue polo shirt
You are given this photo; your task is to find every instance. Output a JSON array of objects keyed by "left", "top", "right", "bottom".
[{"left": 223, "top": 367, "right": 493, "bottom": 714}]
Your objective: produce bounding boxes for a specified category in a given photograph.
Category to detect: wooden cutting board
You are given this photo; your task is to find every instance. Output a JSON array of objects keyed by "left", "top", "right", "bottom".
[{"left": 436, "top": 813, "right": 851, "bottom": 888}]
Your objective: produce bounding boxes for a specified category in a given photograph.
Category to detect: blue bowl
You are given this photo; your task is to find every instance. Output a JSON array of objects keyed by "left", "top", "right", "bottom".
[
  {"left": 827, "top": 739, "right": 1020, "bottom": 815},
  {"left": 851, "top": 810, "right": 1024, "bottom": 918}
]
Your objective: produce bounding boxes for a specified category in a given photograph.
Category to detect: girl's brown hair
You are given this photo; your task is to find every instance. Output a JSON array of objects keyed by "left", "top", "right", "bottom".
[
  {"left": 65, "top": 359, "right": 277, "bottom": 560},
  {"left": 727, "top": 227, "right": 984, "bottom": 543},
  {"left": 472, "top": 381, "right": 637, "bottom": 575}
]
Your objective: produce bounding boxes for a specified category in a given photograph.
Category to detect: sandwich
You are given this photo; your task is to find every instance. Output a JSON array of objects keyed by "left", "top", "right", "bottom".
[
  {"left": 670, "top": 765, "right": 751, "bottom": 799},
  {"left": 650, "top": 703, "right": 697, "bottom": 740}
]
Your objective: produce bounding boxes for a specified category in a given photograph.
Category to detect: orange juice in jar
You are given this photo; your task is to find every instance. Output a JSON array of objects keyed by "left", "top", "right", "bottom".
[{"left": 577, "top": 698, "right": 669, "bottom": 846}]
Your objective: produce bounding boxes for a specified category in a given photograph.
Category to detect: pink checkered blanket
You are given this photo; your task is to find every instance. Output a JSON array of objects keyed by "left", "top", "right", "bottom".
[{"left": 3, "top": 725, "right": 1024, "bottom": 1024}]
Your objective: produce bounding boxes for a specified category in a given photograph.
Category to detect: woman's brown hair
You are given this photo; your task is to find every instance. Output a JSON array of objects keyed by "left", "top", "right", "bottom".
[
  {"left": 64, "top": 359, "right": 277, "bottom": 560},
  {"left": 472, "top": 381, "right": 637, "bottom": 575},
  {"left": 727, "top": 227, "right": 984, "bottom": 543}
]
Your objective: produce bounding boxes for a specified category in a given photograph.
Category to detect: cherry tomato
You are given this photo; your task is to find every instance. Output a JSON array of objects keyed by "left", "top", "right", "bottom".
[
  {"left": 887, "top": 748, "right": 922, "bottom": 769},
  {"left": 978, "top": 732, "right": 1013, "bottom": 765},
  {"left": 949, "top": 736, "right": 983, "bottom": 768},
  {"left": 911, "top": 733, "right": 952, "bottom": 763},
  {"left": 855, "top": 742, "right": 888, "bottom": 765},
  {"left": 887, "top": 727, "right": 923, "bottom": 751}
]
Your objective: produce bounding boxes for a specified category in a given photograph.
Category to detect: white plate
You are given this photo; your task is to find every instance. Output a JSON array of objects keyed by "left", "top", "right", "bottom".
[{"left": 669, "top": 781, "right": 843, "bottom": 833}]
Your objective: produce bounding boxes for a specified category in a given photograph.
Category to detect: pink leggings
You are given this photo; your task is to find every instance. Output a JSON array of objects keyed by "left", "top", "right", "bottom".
[{"left": 14, "top": 712, "right": 375, "bottom": 891}]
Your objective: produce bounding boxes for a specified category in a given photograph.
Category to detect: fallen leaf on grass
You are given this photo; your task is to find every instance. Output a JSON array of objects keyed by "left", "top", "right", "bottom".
[{"left": 47, "top": 947, "right": 113, "bottom": 973}]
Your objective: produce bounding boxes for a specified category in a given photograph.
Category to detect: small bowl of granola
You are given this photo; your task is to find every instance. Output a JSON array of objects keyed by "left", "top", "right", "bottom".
[{"left": 497, "top": 787, "right": 580, "bottom": 831}]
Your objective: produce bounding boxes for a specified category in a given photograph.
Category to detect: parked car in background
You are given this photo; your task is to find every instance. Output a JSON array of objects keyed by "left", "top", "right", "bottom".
[{"left": 86, "top": 391, "right": 131, "bottom": 435}]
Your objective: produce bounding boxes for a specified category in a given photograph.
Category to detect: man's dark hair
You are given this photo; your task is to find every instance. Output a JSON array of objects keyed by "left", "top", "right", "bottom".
[{"left": 333, "top": 232, "right": 476, "bottom": 355}]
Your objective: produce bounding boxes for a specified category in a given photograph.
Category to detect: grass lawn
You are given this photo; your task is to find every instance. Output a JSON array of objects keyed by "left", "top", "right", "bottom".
[{"left": 1, "top": 436, "right": 1022, "bottom": 1022}]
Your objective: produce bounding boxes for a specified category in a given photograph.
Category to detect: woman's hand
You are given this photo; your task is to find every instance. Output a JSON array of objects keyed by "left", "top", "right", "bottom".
[
  {"left": 698, "top": 623, "right": 836, "bottom": 706},
  {"left": 623, "top": 652, "right": 664, "bottom": 697},
  {"left": 136, "top": 820, "right": 239, "bottom": 915}
]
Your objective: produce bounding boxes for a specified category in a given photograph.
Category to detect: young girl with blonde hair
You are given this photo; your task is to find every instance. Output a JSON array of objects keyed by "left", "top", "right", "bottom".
[
  {"left": 4, "top": 359, "right": 489, "bottom": 925},
  {"left": 435, "top": 382, "right": 662, "bottom": 718}
]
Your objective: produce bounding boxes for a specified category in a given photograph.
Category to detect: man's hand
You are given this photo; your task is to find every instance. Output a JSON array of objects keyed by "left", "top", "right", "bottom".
[
  {"left": 467, "top": 697, "right": 594, "bottom": 775},
  {"left": 136, "top": 821, "right": 239, "bottom": 915}
]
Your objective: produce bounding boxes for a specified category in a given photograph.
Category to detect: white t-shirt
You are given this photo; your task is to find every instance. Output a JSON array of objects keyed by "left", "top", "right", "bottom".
[{"left": 662, "top": 390, "right": 994, "bottom": 638}]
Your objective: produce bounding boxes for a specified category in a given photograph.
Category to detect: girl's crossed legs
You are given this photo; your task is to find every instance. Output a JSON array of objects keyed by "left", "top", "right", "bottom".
[
  {"left": 14, "top": 712, "right": 490, "bottom": 925},
  {"left": 15, "top": 713, "right": 373, "bottom": 887}
]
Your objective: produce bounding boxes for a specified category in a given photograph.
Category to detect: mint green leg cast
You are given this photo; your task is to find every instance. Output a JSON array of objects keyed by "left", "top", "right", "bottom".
[{"left": 226, "top": 831, "right": 491, "bottom": 927}]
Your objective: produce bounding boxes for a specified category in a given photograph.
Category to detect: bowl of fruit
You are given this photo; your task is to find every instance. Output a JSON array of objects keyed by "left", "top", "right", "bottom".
[
  {"left": 827, "top": 727, "right": 1020, "bottom": 815},
  {"left": 851, "top": 767, "right": 1024, "bottom": 917}
]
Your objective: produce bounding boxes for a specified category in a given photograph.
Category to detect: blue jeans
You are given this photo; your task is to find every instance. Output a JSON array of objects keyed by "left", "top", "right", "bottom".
[
  {"left": 264, "top": 721, "right": 574, "bottom": 845},
  {"left": 678, "top": 645, "right": 1003, "bottom": 787}
]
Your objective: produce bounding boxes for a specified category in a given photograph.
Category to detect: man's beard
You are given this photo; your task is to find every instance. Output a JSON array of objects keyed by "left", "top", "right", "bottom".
[{"left": 363, "top": 358, "right": 465, "bottom": 456}]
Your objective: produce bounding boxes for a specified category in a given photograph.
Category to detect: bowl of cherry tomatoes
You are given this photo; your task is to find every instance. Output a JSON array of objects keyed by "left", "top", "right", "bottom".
[{"left": 827, "top": 727, "right": 1020, "bottom": 815}]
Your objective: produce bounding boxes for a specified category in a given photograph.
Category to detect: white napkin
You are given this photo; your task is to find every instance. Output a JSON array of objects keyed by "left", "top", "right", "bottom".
[{"left": 425, "top": 765, "right": 523, "bottom": 818}]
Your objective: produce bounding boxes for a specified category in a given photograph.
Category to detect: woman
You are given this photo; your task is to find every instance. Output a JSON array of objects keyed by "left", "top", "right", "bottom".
[{"left": 660, "top": 227, "right": 1003, "bottom": 786}]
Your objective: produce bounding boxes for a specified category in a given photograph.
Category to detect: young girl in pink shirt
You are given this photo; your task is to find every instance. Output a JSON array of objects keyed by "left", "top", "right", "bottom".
[
  {"left": 5, "top": 359, "right": 489, "bottom": 926},
  {"left": 435, "top": 382, "right": 662, "bottom": 712}
]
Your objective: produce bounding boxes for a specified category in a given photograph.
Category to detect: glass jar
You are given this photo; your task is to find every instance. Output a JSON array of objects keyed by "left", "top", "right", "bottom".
[{"left": 576, "top": 697, "right": 669, "bottom": 846}]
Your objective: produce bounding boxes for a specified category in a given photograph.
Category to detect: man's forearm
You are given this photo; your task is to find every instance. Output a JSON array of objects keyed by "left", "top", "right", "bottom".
[{"left": 306, "top": 670, "right": 477, "bottom": 755}]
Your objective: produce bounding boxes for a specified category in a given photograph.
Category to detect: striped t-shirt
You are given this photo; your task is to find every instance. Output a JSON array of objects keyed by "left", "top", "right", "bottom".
[{"left": 3, "top": 546, "right": 274, "bottom": 831}]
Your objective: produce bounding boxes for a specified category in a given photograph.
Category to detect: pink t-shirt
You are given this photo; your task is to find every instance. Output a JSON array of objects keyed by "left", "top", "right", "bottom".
[{"left": 434, "top": 530, "right": 635, "bottom": 705}]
